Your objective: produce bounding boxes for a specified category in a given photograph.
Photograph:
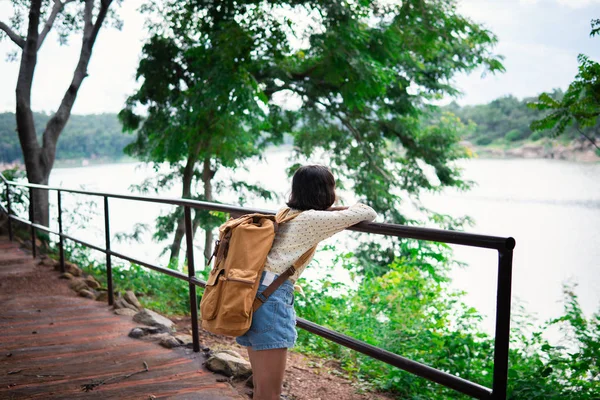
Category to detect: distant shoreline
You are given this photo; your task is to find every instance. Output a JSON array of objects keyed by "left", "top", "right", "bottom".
[
  {"left": 466, "top": 138, "right": 599, "bottom": 163},
  {"left": 2, "top": 141, "right": 597, "bottom": 172},
  {"left": 0, "top": 156, "right": 139, "bottom": 171}
]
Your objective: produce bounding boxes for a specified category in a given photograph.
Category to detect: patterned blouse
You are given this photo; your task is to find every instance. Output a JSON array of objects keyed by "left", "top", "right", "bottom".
[{"left": 264, "top": 203, "right": 378, "bottom": 282}]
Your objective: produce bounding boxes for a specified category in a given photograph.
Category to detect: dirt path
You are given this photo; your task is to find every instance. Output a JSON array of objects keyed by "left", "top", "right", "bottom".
[{"left": 0, "top": 237, "right": 242, "bottom": 399}]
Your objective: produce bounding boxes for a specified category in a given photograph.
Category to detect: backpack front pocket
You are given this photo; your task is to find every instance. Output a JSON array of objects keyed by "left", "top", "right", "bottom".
[
  {"left": 219, "top": 269, "right": 258, "bottom": 323},
  {"left": 200, "top": 269, "right": 223, "bottom": 321}
]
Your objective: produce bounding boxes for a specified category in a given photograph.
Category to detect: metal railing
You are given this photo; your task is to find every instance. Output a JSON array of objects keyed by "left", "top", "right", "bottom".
[{"left": 0, "top": 173, "right": 515, "bottom": 399}]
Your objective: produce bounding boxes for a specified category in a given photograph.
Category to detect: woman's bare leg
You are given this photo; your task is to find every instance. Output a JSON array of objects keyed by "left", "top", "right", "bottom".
[{"left": 247, "top": 347, "right": 287, "bottom": 400}]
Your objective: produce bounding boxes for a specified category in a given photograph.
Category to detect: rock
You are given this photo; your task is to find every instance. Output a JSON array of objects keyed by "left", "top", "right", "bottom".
[
  {"left": 68, "top": 278, "right": 89, "bottom": 293},
  {"left": 95, "top": 291, "right": 109, "bottom": 302},
  {"left": 159, "top": 336, "right": 182, "bottom": 349},
  {"left": 218, "top": 349, "right": 247, "bottom": 359},
  {"left": 38, "top": 257, "right": 56, "bottom": 267},
  {"left": 128, "top": 326, "right": 165, "bottom": 339},
  {"left": 64, "top": 261, "right": 82, "bottom": 277},
  {"left": 173, "top": 334, "right": 194, "bottom": 347},
  {"left": 129, "top": 328, "right": 146, "bottom": 339},
  {"left": 114, "top": 308, "right": 137, "bottom": 317},
  {"left": 59, "top": 272, "right": 74, "bottom": 280},
  {"left": 133, "top": 309, "right": 173, "bottom": 331},
  {"left": 122, "top": 300, "right": 139, "bottom": 312},
  {"left": 146, "top": 332, "right": 172, "bottom": 342},
  {"left": 113, "top": 298, "right": 129, "bottom": 310},
  {"left": 84, "top": 276, "right": 101, "bottom": 290},
  {"left": 78, "top": 289, "right": 96, "bottom": 299},
  {"left": 123, "top": 290, "right": 143, "bottom": 310},
  {"left": 205, "top": 351, "right": 252, "bottom": 379}
]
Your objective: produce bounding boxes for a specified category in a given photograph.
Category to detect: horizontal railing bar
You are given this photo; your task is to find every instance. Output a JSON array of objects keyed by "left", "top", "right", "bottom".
[
  {"left": 352, "top": 222, "right": 514, "bottom": 250},
  {"left": 8, "top": 214, "right": 33, "bottom": 226},
  {"left": 296, "top": 317, "right": 492, "bottom": 399},
  {"left": 61, "top": 232, "right": 109, "bottom": 254},
  {"left": 108, "top": 249, "right": 189, "bottom": 281},
  {"left": 2, "top": 179, "right": 514, "bottom": 250},
  {"left": 5, "top": 179, "right": 273, "bottom": 212},
  {"left": 190, "top": 276, "right": 208, "bottom": 288},
  {"left": 4, "top": 206, "right": 193, "bottom": 282},
  {"left": 31, "top": 221, "right": 56, "bottom": 235},
  {"left": 62, "top": 232, "right": 190, "bottom": 281},
  {"left": 5, "top": 209, "right": 191, "bottom": 281}
]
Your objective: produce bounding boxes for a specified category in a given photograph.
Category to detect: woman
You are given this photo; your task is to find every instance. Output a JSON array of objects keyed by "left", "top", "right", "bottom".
[{"left": 236, "top": 165, "right": 377, "bottom": 400}]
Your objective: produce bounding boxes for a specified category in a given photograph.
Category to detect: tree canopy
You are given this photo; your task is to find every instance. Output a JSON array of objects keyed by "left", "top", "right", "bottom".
[
  {"left": 121, "top": 0, "right": 504, "bottom": 265},
  {"left": 119, "top": 0, "right": 293, "bottom": 260}
]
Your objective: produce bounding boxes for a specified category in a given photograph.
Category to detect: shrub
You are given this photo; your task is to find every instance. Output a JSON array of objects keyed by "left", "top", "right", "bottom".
[
  {"left": 505, "top": 129, "right": 523, "bottom": 142},
  {"left": 529, "top": 131, "right": 544, "bottom": 141},
  {"left": 294, "top": 248, "right": 600, "bottom": 399},
  {"left": 475, "top": 136, "right": 493, "bottom": 145}
]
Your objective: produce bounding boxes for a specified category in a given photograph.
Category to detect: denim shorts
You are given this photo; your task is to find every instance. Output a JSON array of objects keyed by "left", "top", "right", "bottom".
[{"left": 236, "top": 272, "right": 298, "bottom": 351}]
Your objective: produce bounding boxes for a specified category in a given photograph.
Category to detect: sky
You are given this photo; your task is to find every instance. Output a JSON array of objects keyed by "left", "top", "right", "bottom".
[{"left": 0, "top": 0, "right": 599, "bottom": 114}]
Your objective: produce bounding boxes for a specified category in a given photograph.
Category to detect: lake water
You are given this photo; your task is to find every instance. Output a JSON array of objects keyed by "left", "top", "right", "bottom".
[{"left": 44, "top": 151, "right": 600, "bottom": 337}]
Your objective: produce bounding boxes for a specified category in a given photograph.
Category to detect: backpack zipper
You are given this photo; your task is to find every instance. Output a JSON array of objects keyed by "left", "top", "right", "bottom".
[{"left": 226, "top": 277, "right": 254, "bottom": 284}]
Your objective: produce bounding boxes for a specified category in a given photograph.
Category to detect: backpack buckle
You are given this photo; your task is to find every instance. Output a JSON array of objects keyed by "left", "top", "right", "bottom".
[{"left": 256, "top": 292, "right": 268, "bottom": 303}]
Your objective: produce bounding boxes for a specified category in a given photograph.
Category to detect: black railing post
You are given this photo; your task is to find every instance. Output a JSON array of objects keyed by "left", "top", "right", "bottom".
[
  {"left": 491, "top": 247, "right": 514, "bottom": 400},
  {"left": 57, "top": 190, "right": 65, "bottom": 273},
  {"left": 6, "top": 183, "right": 13, "bottom": 241},
  {"left": 184, "top": 206, "right": 200, "bottom": 353},
  {"left": 29, "top": 187, "right": 36, "bottom": 258},
  {"left": 104, "top": 196, "right": 114, "bottom": 306}
]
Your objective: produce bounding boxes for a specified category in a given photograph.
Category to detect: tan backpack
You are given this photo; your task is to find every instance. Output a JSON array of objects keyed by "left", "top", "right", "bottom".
[{"left": 200, "top": 208, "right": 316, "bottom": 337}]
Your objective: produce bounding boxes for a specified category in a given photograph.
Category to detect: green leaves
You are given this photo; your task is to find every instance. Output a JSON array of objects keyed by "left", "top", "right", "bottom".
[
  {"left": 529, "top": 20, "right": 600, "bottom": 148},
  {"left": 294, "top": 249, "right": 495, "bottom": 398},
  {"left": 293, "top": 250, "right": 600, "bottom": 399}
]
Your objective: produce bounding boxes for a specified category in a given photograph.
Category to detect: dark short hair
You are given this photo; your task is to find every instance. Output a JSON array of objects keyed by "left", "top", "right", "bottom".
[{"left": 287, "top": 165, "right": 336, "bottom": 211}]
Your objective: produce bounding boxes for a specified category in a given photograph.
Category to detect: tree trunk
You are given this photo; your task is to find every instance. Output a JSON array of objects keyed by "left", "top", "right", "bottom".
[
  {"left": 13, "top": 0, "right": 113, "bottom": 227},
  {"left": 169, "top": 159, "right": 196, "bottom": 262},
  {"left": 201, "top": 156, "right": 214, "bottom": 265},
  {"left": 15, "top": 0, "right": 46, "bottom": 225},
  {"left": 169, "top": 141, "right": 204, "bottom": 261},
  {"left": 188, "top": 156, "right": 215, "bottom": 269}
]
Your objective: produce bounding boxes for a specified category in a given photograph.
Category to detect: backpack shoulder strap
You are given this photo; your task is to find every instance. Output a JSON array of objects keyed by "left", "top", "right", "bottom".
[
  {"left": 252, "top": 244, "right": 317, "bottom": 312},
  {"left": 275, "top": 207, "right": 303, "bottom": 224}
]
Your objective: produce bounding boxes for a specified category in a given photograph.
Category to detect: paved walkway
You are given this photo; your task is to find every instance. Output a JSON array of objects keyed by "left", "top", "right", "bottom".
[{"left": 0, "top": 237, "right": 242, "bottom": 399}]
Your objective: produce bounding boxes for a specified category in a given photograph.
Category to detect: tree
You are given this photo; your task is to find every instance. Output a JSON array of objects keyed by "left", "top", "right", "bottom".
[
  {"left": 119, "top": 2, "right": 287, "bottom": 262},
  {"left": 441, "top": 90, "right": 596, "bottom": 146},
  {"left": 529, "top": 18, "right": 600, "bottom": 151},
  {"left": 0, "top": 0, "right": 120, "bottom": 226}
]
